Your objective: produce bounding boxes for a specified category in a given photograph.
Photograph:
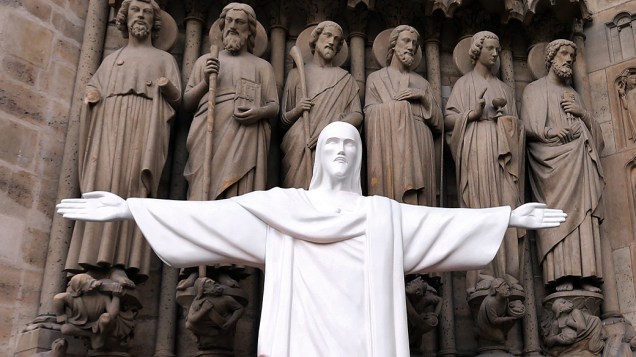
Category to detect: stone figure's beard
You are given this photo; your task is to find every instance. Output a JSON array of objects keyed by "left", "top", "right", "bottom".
[
  {"left": 224, "top": 32, "right": 246, "bottom": 55},
  {"left": 129, "top": 21, "right": 151, "bottom": 39},
  {"left": 397, "top": 51, "right": 414, "bottom": 67},
  {"left": 553, "top": 62, "right": 573, "bottom": 81}
]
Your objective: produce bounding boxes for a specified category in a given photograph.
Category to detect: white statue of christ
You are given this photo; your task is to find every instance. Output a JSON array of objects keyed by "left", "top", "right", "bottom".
[{"left": 57, "top": 122, "right": 565, "bottom": 357}]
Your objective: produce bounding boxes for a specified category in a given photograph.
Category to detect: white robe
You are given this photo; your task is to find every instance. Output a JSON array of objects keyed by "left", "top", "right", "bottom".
[{"left": 127, "top": 188, "right": 510, "bottom": 357}]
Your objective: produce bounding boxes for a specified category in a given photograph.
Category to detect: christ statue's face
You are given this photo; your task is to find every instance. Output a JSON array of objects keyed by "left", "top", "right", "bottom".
[
  {"left": 320, "top": 130, "right": 358, "bottom": 180},
  {"left": 477, "top": 38, "right": 500, "bottom": 68},
  {"left": 394, "top": 30, "right": 418, "bottom": 68},
  {"left": 315, "top": 25, "right": 342, "bottom": 62},
  {"left": 127, "top": 0, "right": 154, "bottom": 40},
  {"left": 223, "top": 9, "right": 249, "bottom": 54}
]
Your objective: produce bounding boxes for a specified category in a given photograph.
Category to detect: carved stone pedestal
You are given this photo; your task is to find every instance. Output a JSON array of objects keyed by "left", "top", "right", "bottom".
[{"left": 14, "top": 327, "right": 87, "bottom": 357}]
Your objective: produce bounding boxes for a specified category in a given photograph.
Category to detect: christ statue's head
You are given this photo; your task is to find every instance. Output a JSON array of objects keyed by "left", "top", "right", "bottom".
[{"left": 309, "top": 122, "right": 362, "bottom": 195}]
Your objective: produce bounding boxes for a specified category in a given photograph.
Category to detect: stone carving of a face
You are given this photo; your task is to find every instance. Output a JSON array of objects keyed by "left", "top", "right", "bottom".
[
  {"left": 127, "top": 0, "right": 154, "bottom": 40},
  {"left": 551, "top": 45, "right": 575, "bottom": 80},
  {"left": 309, "top": 122, "right": 363, "bottom": 194},
  {"left": 223, "top": 9, "right": 249, "bottom": 54},
  {"left": 315, "top": 25, "right": 343, "bottom": 62},
  {"left": 394, "top": 30, "right": 418, "bottom": 68},
  {"left": 478, "top": 38, "right": 500, "bottom": 68}
]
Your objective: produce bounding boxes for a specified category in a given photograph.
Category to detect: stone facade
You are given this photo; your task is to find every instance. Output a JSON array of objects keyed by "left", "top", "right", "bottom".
[{"left": 2, "top": 0, "right": 636, "bottom": 355}]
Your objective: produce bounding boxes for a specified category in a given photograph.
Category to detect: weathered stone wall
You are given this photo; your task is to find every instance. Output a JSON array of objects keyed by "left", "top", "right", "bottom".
[
  {"left": 0, "top": 0, "right": 87, "bottom": 354},
  {"left": 585, "top": 0, "right": 636, "bottom": 324}
]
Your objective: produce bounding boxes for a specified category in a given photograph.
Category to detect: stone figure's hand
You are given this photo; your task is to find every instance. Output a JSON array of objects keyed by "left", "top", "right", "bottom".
[
  {"left": 203, "top": 57, "right": 220, "bottom": 84},
  {"left": 84, "top": 88, "right": 101, "bottom": 105},
  {"left": 296, "top": 97, "right": 313, "bottom": 112},
  {"left": 468, "top": 88, "right": 487, "bottom": 122},
  {"left": 393, "top": 88, "right": 425, "bottom": 102},
  {"left": 560, "top": 97, "right": 584, "bottom": 118},
  {"left": 234, "top": 106, "right": 264, "bottom": 125},
  {"left": 509, "top": 202, "right": 567, "bottom": 229},
  {"left": 56, "top": 191, "right": 133, "bottom": 222},
  {"left": 110, "top": 283, "right": 124, "bottom": 297},
  {"left": 547, "top": 127, "right": 572, "bottom": 144}
]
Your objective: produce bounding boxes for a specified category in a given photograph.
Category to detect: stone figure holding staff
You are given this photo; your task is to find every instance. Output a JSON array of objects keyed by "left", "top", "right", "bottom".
[
  {"left": 281, "top": 21, "right": 362, "bottom": 189},
  {"left": 58, "top": 121, "right": 566, "bottom": 357}
]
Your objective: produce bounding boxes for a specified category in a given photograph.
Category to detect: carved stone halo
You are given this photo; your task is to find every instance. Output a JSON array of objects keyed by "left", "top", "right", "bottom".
[
  {"left": 209, "top": 18, "right": 269, "bottom": 58},
  {"left": 452, "top": 36, "right": 500, "bottom": 75},
  {"left": 296, "top": 25, "right": 350, "bottom": 68},
  {"left": 528, "top": 42, "right": 548, "bottom": 80},
  {"left": 372, "top": 28, "right": 423, "bottom": 69},
  {"left": 155, "top": 10, "right": 178, "bottom": 51}
]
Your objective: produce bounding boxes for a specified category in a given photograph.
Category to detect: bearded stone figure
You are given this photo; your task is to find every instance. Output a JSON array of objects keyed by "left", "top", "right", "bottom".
[
  {"left": 183, "top": 2, "right": 278, "bottom": 201},
  {"left": 365, "top": 25, "right": 443, "bottom": 206},
  {"left": 280, "top": 21, "right": 362, "bottom": 189},
  {"left": 521, "top": 39, "right": 605, "bottom": 293},
  {"left": 64, "top": 0, "right": 181, "bottom": 286}
]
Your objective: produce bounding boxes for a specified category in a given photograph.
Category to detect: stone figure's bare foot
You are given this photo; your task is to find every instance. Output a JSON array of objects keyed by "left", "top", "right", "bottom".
[
  {"left": 582, "top": 283, "right": 602, "bottom": 293},
  {"left": 51, "top": 338, "right": 68, "bottom": 357},
  {"left": 177, "top": 271, "right": 198, "bottom": 290},
  {"left": 110, "top": 268, "right": 135, "bottom": 289},
  {"left": 555, "top": 281, "right": 574, "bottom": 291}
]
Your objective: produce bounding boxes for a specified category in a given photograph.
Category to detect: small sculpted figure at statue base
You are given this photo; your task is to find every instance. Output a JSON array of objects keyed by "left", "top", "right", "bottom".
[
  {"left": 542, "top": 298, "right": 604, "bottom": 357},
  {"left": 468, "top": 278, "right": 524, "bottom": 356},
  {"left": 185, "top": 277, "right": 247, "bottom": 356},
  {"left": 405, "top": 276, "right": 442, "bottom": 353},
  {"left": 53, "top": 274, "right": 141, "bottom": 354}
]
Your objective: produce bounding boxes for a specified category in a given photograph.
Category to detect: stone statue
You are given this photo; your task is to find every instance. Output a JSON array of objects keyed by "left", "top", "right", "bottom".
[
  {"left": 185, "top": 277, "right": 247, "bottom": 353},
  {"left": 445, "top": 31, "right": 525, "bottom": 292},
  {"left": 53, "top": 274, "right": 140, "bottom": 352},
  {"left": 64, "top": 0, "right": 182, "bottom": 285},
  {"left": 281, "top": 20, "right": 362, "bottom": 189},
  {"left": 365, "top": 25, "right": 443, "bottom": 205},
  {"left": 543, "top": 298, "right": 604, "bottom": 356},
  {"left": 617, "top": 67, "right": 636, "bottom": 142},
  {"left": 57, "top": 122, "right": 566, "bottom": 357},
  {"left": 183, "top": 2, "right": 279, "bottom": 200},
  {"left": 521, "top": 39, "right": 605, "bottom": 292},
  {"left": 474, "top": 278, "right": 524, "bottom": 347},
  {"left": 405, "top": 276, "right": 442, "bottom": 350}
]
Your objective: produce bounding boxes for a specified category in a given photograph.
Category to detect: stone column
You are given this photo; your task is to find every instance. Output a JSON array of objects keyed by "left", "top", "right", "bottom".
[
  {"left": 270, "top": 25, "right": 287, "bottom": 96},
  {"left": 14, "top": 0, "right": 109, "bottom": 354},
  {"left": 571, "top": 20, "right": 593, "bottom": 111},
  {"left": 499, "top": 28, "right": 516, "bottom": 98},
  {"left": 155, "top": 3, "right": 208, "bottom": 356},
  {"left": 347, "top": 4, "right": 368, "bottom": 103},
  {"left": 39, "top": 0, "right": 110, "bottom": 319},
  {"left": 521, "top": 236, "right": 542, "bottom": 357},
  {"left": 438, "top": 272, "right": 457, "bottom": 357},
  {"left": 601, "top": 233, "right": 621, "bottom": 317}
]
